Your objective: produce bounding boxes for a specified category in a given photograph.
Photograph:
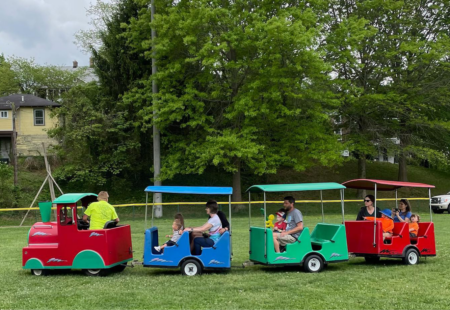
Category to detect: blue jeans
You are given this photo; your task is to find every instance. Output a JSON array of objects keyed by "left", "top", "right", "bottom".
[{"left": 193, "top": 237, "right": 214, "bottom": 255}]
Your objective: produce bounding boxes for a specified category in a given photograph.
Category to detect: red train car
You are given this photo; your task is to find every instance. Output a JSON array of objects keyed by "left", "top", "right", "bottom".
[
  {"left": 343, "top": 179, "right": 436, "bottom": 265},
  {"left": 23, "top": 193, "right": 133, "bottom": 276}
]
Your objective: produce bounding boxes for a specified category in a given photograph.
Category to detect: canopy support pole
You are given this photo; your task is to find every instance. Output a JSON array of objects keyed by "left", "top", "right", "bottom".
[
  {"left": 429, "top": 188, "right": 433, "bottom": 222},
  {"left": 248, "top": 192, "right": 251, "bottom": 256},
  {"left": 152, "top": 194, "right": 155, "bottom": 227},
  {"left": 264, "top": 192, "right": 267, "bottom": 259},
  {"left": 395, "top": 189, "right": 398, "bottom": 210},
  {"left": 145, "top": 192, "right": 148, "bottom": 229},
  {"left": 373, "top": 183, "right": 377, "bottom": 247},
  {"left": 229, "top": 194, "right": 232, "bottom": 257},
  {"left": 340, "top": 189, "right": 345, "bottom": 223},
  {"left": 320, "top": 190, "right": 324, "bottom": 223},
  {"left": 248, "top": 192, "right": 251, "bottom": 229}
]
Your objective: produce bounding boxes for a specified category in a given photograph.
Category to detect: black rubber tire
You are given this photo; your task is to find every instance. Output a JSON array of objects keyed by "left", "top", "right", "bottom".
[
  {"left": 112, "top": 264, "right": 127, "bottom": 273},
  {"left": 448, "top": 205, "right": 450, "bottom": 214},
  {"left": 83, "top": 269, "right": 109, "bottom": 277},
  {"left": 31, "top": 269, "right": 48, "bottom": 276},
  {"left": 303, "top": 255, "right": 324, "bottom": 273},
  {"left": 180, "top": 259, "right": 202, "bottom": 276},
  {"left": 364, "top": 256, "right": 380, "bottom": 264},
  {"left": 403, "top": 248, "right": 420, "bottom": 265}
]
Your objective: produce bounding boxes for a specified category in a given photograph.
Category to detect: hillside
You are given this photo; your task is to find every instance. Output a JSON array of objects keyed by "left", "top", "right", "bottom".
[{"left": 4, "top": 159, "right": 450, "bottom": 208}]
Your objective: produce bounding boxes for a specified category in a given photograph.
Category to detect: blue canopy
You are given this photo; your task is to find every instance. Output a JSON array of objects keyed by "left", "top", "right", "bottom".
[{"left": 144, "top": 186, "right": 233, "bottom": 195}]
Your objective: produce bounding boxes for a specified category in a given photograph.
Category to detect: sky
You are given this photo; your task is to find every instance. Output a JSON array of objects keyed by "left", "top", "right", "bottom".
[{"left": 0, "top": 0, "right": 100, "bottom": 66}]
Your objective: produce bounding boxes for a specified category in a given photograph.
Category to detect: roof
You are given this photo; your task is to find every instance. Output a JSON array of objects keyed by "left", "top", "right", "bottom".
[
  {"left": 246, "top": 183, "right": 346, "bottom": 193},
  {"left": 144, "top": 186, "right": 233, "bottom": 195},
  {"left": 0, "top": 103, "right": 12, "bottom": 110},
  {"left": 0, "top": 94, "right": 60, "bottom": 108},
  {"left": 53, "top": 193, "right": 98, "bottom": 204},
  {"left": 342, "top": 179, "right": 435, "bottom": 191}
]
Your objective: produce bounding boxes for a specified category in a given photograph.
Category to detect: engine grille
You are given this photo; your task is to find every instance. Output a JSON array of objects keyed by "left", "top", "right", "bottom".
[{"left": 431, "top": 197, "right": 441, "bottom": 204}]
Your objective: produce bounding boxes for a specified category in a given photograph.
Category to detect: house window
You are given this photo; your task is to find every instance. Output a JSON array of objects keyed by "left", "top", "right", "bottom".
[
  {"left": 34, "top": 109, "right": 45, "bottom": 126},
  {"left": 0, "top": 111, "right": 8, "bottom": 118}
]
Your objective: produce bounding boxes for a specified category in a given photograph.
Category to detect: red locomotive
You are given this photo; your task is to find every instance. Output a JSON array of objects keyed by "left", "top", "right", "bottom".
[{"left": 23, "top": 193, "right": 133, "bottom": 276}]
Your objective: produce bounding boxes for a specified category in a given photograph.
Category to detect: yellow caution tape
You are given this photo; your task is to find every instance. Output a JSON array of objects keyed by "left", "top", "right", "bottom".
[{"left": 0, "top": 198, "right": 430, "bottom": 212}]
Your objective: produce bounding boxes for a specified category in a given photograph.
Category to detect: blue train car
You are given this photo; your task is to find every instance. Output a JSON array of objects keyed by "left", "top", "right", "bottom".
[{"left": 143, "top": 186, "right": 233, "bottom": 276}]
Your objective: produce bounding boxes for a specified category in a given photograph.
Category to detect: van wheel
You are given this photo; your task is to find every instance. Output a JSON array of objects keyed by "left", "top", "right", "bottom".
[
  {"left": 403, "top": 248, "right": 419, "bottom": 265},
  {"left": 181, "top": 259, "right": 202, "bottom": 276},
  {"left": 83, "top": 269, "right": 108, "bottom": 276},
  {"left": 31, "top": 269, "right": 48, "bottom": 276},
  {"left": 303, "top": 255, "right": 324, "bottom": 273},
  {"left": 364, "top": 256, "right": 380, "bottom": 264},
  {"left": 447, "top": 205, "right": 450, "bottom": 214}
]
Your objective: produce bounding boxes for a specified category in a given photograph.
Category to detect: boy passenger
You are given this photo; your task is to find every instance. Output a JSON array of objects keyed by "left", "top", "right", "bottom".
[{"left": 273, "top": 196, "right": 303, "bottom": 253}]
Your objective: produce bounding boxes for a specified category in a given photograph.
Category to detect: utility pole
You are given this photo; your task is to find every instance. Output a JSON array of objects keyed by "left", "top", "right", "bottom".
[
  {"left": 151, "top": 0, "right": 162, "bottom": 217},
  {"left": 9, "top": 101, "right": 18, "bottom": 186}
]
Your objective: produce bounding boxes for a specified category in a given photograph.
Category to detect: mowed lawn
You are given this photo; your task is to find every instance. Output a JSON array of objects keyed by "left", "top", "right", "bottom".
[{"left": 1, "top": 212, "right": 450, "bottom": 310}]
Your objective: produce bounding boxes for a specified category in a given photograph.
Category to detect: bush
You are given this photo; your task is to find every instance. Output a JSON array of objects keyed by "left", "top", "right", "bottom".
[{"left": 0, "top": 163, "right": 15, "bottom": 208}]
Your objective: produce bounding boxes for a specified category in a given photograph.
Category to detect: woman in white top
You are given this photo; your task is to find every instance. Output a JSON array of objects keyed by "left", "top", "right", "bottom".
[{"left": 184, "top": 200, "right": 222, "bottom": 255}]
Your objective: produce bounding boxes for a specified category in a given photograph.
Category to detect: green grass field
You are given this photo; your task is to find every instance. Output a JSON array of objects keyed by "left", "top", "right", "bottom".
[{"left": 1, "top": 209, "right": 450, "bottom": 309}]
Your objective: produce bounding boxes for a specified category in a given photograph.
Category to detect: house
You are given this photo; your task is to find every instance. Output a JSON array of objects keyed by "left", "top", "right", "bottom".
[{"left": 0, "top": 94, "right": 60, "bottom": 161}]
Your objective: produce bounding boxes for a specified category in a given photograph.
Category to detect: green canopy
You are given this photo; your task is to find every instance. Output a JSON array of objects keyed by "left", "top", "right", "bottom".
[
  {"left": 53, "top": 193, "right": 98, "bottom": 204},
  {"left": 246, "top": 183, "right": 346, "bottom": 193}
]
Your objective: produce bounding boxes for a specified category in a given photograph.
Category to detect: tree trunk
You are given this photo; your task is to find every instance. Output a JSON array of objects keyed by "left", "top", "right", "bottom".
[
  {"left": 357, "top": 155, "right": 366, "bottom": 198},
  {"left": 232, "top": 160, "right": 242, "bottom": 203},
  {"left": 398, "top": 147, "right": 408, "bottom": 182}
]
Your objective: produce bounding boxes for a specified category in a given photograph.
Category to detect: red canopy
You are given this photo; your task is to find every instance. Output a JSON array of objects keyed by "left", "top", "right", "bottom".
[{"left": 342, "top": 179, "right": 435, "bottom": 191}]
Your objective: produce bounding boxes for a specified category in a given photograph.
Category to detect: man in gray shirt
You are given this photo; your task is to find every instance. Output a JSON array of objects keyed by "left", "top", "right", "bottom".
[{"left": 273, "top": 196, "right": 303, "bottom": 253}]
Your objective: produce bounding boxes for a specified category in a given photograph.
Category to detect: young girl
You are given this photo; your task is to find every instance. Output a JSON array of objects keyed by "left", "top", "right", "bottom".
[
  {"left": 154, "top": 219, "right": 182, "bottom": 252},
  {"left": 175, "top": 213, "right": 185, "bottom": 230},
  {"left": 273, "top": 211, "right": 287, "bottom": 232},
  {"left": 409, "top": 214, "right": 420, "bottom": 238}
]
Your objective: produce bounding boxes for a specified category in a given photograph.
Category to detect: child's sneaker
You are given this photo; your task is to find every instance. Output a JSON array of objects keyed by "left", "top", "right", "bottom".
[{"left": 154, "top": 246, "right": 161, "bottom": 252}]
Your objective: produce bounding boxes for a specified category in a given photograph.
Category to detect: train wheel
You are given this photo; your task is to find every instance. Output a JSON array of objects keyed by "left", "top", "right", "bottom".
[
  {"left": 303, "top": 255, "right": 324, "bottom": 273},
  {"left": 403, "top": 248, "right": 419, "bottom": 265},
  {"left": 112, "top": 264, "right": 127, "bottom": 273},
  {"left": 364, "top": 256, "right": 380, "bottom": 264},
  {"left": 181, "top": 259, "right": 202, "bottom": 276},
  {"left": 83, "top": 269, "right": 108, "bottom": 276},
  {"left": 31, "top": 269, "right": 48, "bottom": 276}
]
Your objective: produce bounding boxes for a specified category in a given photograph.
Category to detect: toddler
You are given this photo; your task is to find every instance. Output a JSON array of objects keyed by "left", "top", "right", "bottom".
[
  {"left": 154, "top": 219, "right": 182, "bottom": 252},
  {"left": 409, "top": 214, "right": 420, "bottom": 238},
  {"left": 273, "top": 211, "right": 287, "bottom": 232},
  {"left": 365, "top": 209, "right": 394, "bottom": 240}
]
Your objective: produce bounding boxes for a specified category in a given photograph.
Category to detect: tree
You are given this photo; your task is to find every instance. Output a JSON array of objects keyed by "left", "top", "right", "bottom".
[
  {"left": 7, "top": 57, "right": 87, "bottom": 101},
  {"left": 50, "top": 0, "right": 152, "bottom": 188},
  {"left": 324, "top": 0, "right": 450, "bottom": 185},
  {"left": 74, "top": 0, "right": 120, "bottom": 53},
  {"left": 376, "top": 0, "right": 450, "bottom": 181},
  {"left": 0, "top": 54, "right": 19, "bottom": 95},
  {"left": 125, "top": 0, "right": 345, "bottom": 201}
]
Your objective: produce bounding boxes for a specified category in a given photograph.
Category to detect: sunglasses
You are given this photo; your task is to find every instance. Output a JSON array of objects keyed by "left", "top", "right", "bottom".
[{"left": 364, "top": 200, "right": 371, "bottom": 202}]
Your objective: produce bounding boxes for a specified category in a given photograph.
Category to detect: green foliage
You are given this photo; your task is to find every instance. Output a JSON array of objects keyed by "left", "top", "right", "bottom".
[
  {"left": 125, "top": 0, "right": 346, "bottom": 184},
  {"left": 7, "top": 56, "right": 86, "bottom": 101},
  {"left": 0, "top": 163, "right": 15, "bottom": 207},
  {"left": 0, "top": 54, "right": 19, "bottom": 95},
  {"left": 49, "top": 82, "right": 141, "bottom": 186},
  {"left": 324, "top": 0, "right": 450, "bottom": 179},
  {"left": 50, "top": 0, "right": 153, "bottom": 188}
]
